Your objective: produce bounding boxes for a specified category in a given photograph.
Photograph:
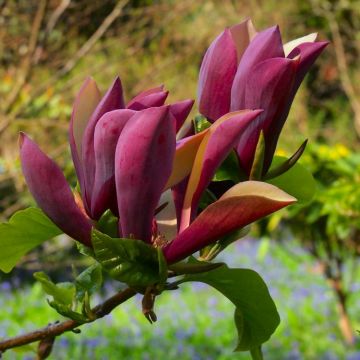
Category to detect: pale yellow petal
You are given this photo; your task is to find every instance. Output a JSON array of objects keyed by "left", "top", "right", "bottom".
[
  {"left": 220, "top": 180, "right": 296, "bottom": 202},
  {"left": 283, "top": 33, "right": 318, "bottom": 57},
  {"left": 71, "top": 77, "right": 101, "bottom": 157}
]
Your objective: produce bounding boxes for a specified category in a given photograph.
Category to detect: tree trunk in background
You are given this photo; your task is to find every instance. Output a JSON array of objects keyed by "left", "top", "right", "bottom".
[{"left": 328, "top": 277, "right": 354, "bottom": 345}]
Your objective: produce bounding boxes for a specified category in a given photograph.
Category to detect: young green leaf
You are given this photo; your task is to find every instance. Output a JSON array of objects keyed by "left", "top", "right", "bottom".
[
  {"left": 169, "top": 258, "right": 223, "bottom": 275},
  {"left": 157, "top": 248, "right": 168, "bottom": 287},
  {"left": 75, "top": 263, "right": 102, "bottom": 301},
  {"left": 266, "top": 156, "right": 316, "bottom": 203},
  {"left": 92, "top": 229, "right": 160, "bottom": 287},
  {"left": 76, "top": 242, "right": 95, "bottom": 258},
  {"left": 0, "top": 207, "right": 63, "bottom": 273},
  {"left": 97, "top": 210, "right": 119, "bottom": 238},
  {"left": 264, "top": 140, "right": 307, "bottom": 180},
  {"left": 200, "top": 226, "right": 250, "bottom": 261},
  {"left": 213, "top": 150, "right": 241, "bottom": 183},
  {"left": 183, "top": 262, "right": 280, "bottom": 351},
  {"left": 194, "top": 114, "right": 211, "bottom": 133},
  {"left": 48, "top": 300, "right": 89, "bottom": 323},
  {"left": 250, "top": 346, "right": 264, "bottom": 360},
  {"left": 249, "top": 131, "right": 265, "bottom": 181},
  {"left": 34, "top": 272, "right": 75, "bottom": 306}
]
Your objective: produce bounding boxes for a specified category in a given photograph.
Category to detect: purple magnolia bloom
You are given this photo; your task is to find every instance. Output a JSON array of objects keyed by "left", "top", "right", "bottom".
[
  {"left": 107, "top": 107, "right": 295, "bottom": 263},
  {"left": 69, "top": 77, "right": 194, "bottom": 219},
  {"left": 20, "top": 77, "right": 194, "bottom": 245},
  {"left": 107, "top": 106, "right": 296, "bottom": 263},
  {"left": 20, "top": 85, "right": 294, "bottom": 264},
  {"left": 198, "top": 18, "right": 328, "bottom": 174}
]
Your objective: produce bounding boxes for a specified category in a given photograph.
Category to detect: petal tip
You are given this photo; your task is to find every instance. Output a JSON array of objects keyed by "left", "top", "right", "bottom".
[{"left": 18, "top": 132, "right": 26, "bottom": 148}]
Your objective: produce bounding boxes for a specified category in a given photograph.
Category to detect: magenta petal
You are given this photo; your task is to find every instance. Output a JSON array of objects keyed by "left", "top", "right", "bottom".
[
  {"left": 169, "top": 99, "right": 194, "bottom": 132},
  {"left": 164, "top": 181, "right": 296, "bottom": 263},
  {"left": 230, "top": 25, "right": 285, "bottom": 111},
  {"left": 91, "top": 109, "right": 136, "bottom": 219},
  {"left": 127, "top": 85, "right": 164, "bottom": 108},
  {"left": 257, "top": 42, "right": 329, "bottom": 172},
  {"left": 236, "top": 57, "right": 298, "bottom": 174},
  {"left": 115, "top": 106, "right": 176, "bottom": 243},
  {"left": 198, "top": 29, "right": 238, "bottom": 122},
  {"left": 181, "top": 110, "right": 262, "bottom": 231},
  {"left": 81, "top": 77, "right": 125, "bottom": 211},
  {"left": 127, "top": 91, "right": 169, "bottom": 111},
  {"left": 19, "top": 133, "right": 92, "bottom": 246},
  {"left": 172, "top": 176, "right": 189, "bottom": 230},
  {"left": 288, "top": 41, "right": 329, "bottom": 97}
]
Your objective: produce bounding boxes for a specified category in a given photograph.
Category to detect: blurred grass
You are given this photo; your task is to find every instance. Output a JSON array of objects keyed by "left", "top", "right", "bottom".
[{"left": 1, "top": 239, "right": 360, "bottom": 360}]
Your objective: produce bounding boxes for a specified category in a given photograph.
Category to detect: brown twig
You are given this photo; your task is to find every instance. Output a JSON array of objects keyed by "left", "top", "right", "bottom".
[
  {"left": 59, "top": 0, "right": 128, "bottom": 76},
  {"left": 45, "top": 0, "right": 72, "bottom": 36},
  {"left": 0, "top": 287, "right": 136, "bottom": 353},
  {"left": 0, "top": 0, "right": 128, "bottom": 135},
  {"left": 2, "top": 0, "right": 48, "bottom": 114}
]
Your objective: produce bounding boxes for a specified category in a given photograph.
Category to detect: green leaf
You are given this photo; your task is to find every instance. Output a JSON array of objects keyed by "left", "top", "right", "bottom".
[
  {"left": 264, "top": 140, "right": 308, "bottom": 180},
  {"left": 198, "top": 189, "right": 217, "bottom": 210},
  {"left": 250, "top": 346, "right": 264, "bottom": 360},
  {"left": 200, "top": 226, "right": 250, "bottom": 261},
  {"left": 157, "top": 248, "right": 168, "bottom": 286},
  {"left": 76, "top": 242, "right": 95, "bottom": 258},
  {"left": 266, "top": 156, "right": 316, "bottom": 203},
  {"left": 169, "top": 258, "right": 223, "bottom": 275},
  {"left": 75, "top": 263, "right": 102, "bottom": 301},
  {"left": 249, "top": 131, "right": 265, "bottom": 181},
  {"left": 0, "top": 207, "right": 62, "bottom": 273},
  {"left": 194, "top": 114, "right": 211, "bottom": 133},
  {"left": 97, "top": 210, "right": 119, "bottom": 238},
  {"left": 183, "top": 262, "right": 280, "bottom": 351},
  {"left": 213, "top": 150, "right": 241, "bottom": 183},
  {"left": 34, "top": 272, "right": 75, "bottom": 306},
  {"left": 92, "top": 229, "right": 160, "bottom": 287},
  {"left": 48, "top": 300, "right": 89, "bottom": 323}
]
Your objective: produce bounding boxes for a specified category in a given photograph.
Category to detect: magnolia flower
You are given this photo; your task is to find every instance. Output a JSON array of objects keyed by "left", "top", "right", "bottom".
[
  {"left": 198, "top": 18, "right": 328, "bottom": 175},
  {"left": 69, "top": 77, "right": 194, "bottom": 219},
  {"left": 20, "top": 87, "right": 295, "bottom": 263},
  {"left": 20, "top": 77, "right": 193, "bottom": 246}
]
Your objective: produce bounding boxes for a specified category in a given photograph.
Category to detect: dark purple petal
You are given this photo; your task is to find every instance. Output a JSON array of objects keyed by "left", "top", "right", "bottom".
[
  {"left": 230, "top": 25, "right": 285, "bottom": 111},
  {"left": 20, "top": 133, "right": 92, "bottom": 246},
  {"left": 180, "top": 110, "right": 263, "bottom": 231},
  {"left": 127, "top": 85, "right": 164, "bottom": 108},
  {"left": 236, "top": 57, "right": 298, "bottom": 174},
  {"left": 260, "top": 41, "right": 328, "bottom": 171},
  {"left": 115, "top": 106, "right": 176, "bottom": 243},
  {"left": 91, "top": 109, "right": 136, "bottom": 219},
  {"left": 164, "top": 181, "right": 296, "bottom": 263},
  {"left": 198, "top": 29, "right": 238, "bottom": 121},
  {"left": 171, "top": 176, "right": 189, "bottom": 231},
  {"left": 127, "top": 91, "right": 169, "bottom": 111},
  {"left": 287, "top": 41, "right": 329, "bottom": 96},
  {"left": 81, "top": 77, "right": 125, "bottom": 212},
  {"left": 169, "top": 99, "right": 194, "bottom": 132}
]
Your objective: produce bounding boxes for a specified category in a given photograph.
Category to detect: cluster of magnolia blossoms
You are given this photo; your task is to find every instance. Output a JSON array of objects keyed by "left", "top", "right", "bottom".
[
  {"left": 20, "top": 18, "right": 327, "bottom": 266},
  {"left": 198, "top": 18, "right": 328, "bottom": 175}
]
